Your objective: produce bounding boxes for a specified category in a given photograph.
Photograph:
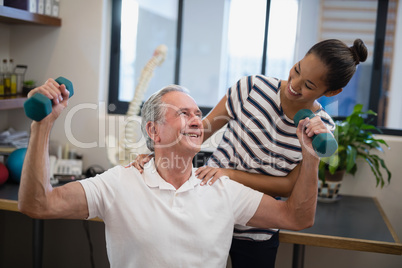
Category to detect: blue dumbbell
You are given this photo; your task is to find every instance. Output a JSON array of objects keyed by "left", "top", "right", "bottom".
[
  {"left": 293, "top": 109, "right": 338, "bottom": 157},
  {"left": 23, "top": 77, "right": 74, "bottom": 122}
]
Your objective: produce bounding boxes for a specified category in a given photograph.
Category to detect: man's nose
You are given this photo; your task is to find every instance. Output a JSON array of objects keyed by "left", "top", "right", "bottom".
[{"left": 189, "top": 114, "right": 202, "bottom": 127}]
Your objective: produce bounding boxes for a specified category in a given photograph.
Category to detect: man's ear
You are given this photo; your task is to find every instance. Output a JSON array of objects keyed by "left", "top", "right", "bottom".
[
  {"left": 324, "top": 88, "right": 343, "bottom": 97},
  {"left": 146, "top": 121, "right": 160, "bottom": 143}
]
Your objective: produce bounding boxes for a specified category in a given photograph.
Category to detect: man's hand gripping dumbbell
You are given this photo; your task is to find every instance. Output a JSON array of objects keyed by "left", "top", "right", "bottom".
[{"left": 24, "top": 77, "right": 74, "bottom": 122}]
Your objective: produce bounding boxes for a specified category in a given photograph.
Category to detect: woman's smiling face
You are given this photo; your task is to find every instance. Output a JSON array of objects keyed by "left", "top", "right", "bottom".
[{"left": 285, "top": 53, "right": 331, "bottom": 104}]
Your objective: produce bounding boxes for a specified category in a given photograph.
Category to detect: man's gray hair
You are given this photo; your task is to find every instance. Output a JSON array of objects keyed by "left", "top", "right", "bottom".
[{"left": 141, "top": 85, "right": 189, "bottom": 151}]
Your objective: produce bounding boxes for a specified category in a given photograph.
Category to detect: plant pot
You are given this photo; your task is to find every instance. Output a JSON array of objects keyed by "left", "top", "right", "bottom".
[
  {"left": 22, "top": 85, "right": 36, "bottom": 96},
  {"left": 318, "top": 170, "right": 345, "bottom": 202}
]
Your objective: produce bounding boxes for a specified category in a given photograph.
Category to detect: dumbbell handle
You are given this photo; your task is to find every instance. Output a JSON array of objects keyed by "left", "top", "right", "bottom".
[
  {"left": 23, "top": 77, "right": 74, "bottom": 122},
  {"left": 293, "top": 109, "right": 338, "bottom": 157}
]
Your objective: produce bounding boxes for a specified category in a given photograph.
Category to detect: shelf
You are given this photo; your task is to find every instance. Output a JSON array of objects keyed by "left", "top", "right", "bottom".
[
  {"left": 0, "top": 95, "right": 27, "bottom": 110},
  {"left": 0, "top": 5, "right": 61, "bottom": 26},
  {"left": 0, "top": 5, "right": 59, "bottom": 111}
]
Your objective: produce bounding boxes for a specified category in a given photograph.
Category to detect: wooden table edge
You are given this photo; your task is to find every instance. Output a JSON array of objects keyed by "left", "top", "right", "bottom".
[
  {"left": 0, "top": 198, "right": 19, "bottom": 212},
  {"left": 279, "top": 231, "right": 402, "bottom": 255},
  {"left": 374, "top": 197, "right": 401, "bottom": 243}
]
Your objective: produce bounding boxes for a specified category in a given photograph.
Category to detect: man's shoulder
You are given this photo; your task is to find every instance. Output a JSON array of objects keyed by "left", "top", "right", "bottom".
[
  {"left": 81, "top": 165, "right": 142, "bottom": 185},
  {"left": 208, "top": 175, "right": 252, "bottom": 190},
  {"left": 102, "top": 165, "right": 142, "bottom": 178}
]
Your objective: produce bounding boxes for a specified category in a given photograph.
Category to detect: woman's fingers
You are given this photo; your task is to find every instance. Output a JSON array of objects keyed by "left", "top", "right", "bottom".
[
  {"left": 127, "top": 153, "right": 154, "bottom": 173},
  {"left": 196, "top": 166, "right": 227, "bottom": 186}
]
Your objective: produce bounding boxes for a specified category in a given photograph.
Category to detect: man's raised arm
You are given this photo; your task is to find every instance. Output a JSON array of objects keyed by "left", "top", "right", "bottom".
[
  {"left": 18, "top": 79, "right": 89, "bottom": 220},
  {"left": 247, "top": 117, "right": 320, "bottom": 231}
]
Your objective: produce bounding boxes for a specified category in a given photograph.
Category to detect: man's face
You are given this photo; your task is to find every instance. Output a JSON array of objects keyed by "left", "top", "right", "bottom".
[{"left": 154, "top": 91, "right": 204, "bottom": 155}]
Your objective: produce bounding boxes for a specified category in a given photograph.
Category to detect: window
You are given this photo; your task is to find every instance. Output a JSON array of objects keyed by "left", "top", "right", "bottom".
[
  {"left": 264, "top": 0, "right": 299, "bottom": 80},
  {"left": 316, "top": 0, "right": 400, "bottom": 131},
  {"left": 317, "top": 0, "right": 377, "bottom": 118},
  {"left": 108, "top": 0, "right": 178, "bottom": 114},
  {"left": 179, "top": 0, "right": 299, "bottom": 109},
  {"left": 225, "top": 0, "right": 267, "bottom": 87},
  {"left": 108, "top": 0, "right": 401, "bottom": 134}
]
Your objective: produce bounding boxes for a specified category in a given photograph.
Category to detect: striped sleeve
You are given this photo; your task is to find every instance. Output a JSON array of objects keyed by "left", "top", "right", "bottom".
[
  {"left": 226, "top": 76, "right": 254, "bottom": 120},
  {"left": 316, "top": 109, "right": 336, "bottom": 132}
]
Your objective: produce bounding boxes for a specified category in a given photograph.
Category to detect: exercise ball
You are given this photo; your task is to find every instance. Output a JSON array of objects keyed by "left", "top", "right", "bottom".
[
  {"left": 6, "top": 148, "right": 27, "bottom": 183},
  {"left": 0, "top": 162, "right": 9, "bottom": 185}
]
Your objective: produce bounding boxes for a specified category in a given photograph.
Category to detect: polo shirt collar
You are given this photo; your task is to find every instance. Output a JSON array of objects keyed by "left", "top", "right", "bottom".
[{"left": 143, "top": 158, "right": 200, "bottom": 192}]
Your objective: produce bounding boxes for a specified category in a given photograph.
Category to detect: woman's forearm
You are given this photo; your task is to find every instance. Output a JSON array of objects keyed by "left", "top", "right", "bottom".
[
  {"left": 226, "top": 164, "right": 301, "bottom": 197},
  {"left": 202, "top": 96, "right": 230, "bottom": 142}
]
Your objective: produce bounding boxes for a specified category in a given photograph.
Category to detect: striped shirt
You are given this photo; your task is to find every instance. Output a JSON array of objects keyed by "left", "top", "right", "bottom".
[{"left": 207, "top": 75, "right": 335, "bottom": 241}]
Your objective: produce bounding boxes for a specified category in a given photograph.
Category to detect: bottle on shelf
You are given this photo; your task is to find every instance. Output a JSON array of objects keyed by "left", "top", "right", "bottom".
[
  {"left": 2, "top": 59, "right": 11, "bottom": 96},
  {"left": 9, "top": 59, "right": 17, "bottom": 96},
  {"left": 0, "top": 60, "right": 4, "bottom": 97}
]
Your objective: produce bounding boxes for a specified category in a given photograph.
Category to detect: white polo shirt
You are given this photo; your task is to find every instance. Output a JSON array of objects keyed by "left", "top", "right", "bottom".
[{"left": 79, "top": 159, "right": 263, "bottom": 268}]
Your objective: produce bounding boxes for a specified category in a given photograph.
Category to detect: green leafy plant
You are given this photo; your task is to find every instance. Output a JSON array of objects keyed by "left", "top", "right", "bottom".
[
  {"left": 23, "top": 80, "right": 36, "bottom": 87},
  {"left": 319, "top": 104, "right": 391, "bottom": 188}
]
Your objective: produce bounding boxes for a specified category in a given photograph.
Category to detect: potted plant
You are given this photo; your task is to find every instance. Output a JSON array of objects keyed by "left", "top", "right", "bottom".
[
  {"left": 317, "top": 104, "right": 392, "bottom": 201},
  {"left": 22, "top": 80, "right": 36, "bottom": 96}
]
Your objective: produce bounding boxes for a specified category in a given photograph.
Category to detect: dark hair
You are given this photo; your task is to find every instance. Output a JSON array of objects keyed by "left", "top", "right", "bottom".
[{"left": 306, "top": 39, "right": 368, "bottom": 92}]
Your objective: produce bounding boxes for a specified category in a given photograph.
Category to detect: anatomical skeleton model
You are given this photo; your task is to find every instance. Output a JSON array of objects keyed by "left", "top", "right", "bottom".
[{"left": 107, "top": 44, "right": 167, "bottom": 166}]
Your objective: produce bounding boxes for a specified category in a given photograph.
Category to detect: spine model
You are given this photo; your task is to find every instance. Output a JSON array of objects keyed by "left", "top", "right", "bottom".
[
  {"left": 127, "top": 44, "right": 168, "bottom": 116},
  {"left": 108, "top": 45, "right": 167, "bottom": 166}
]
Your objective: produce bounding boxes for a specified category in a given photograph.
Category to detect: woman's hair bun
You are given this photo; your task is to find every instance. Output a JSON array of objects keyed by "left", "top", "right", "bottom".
[{"left": 350, "top": 39, "right": 368, "bottom": 64}]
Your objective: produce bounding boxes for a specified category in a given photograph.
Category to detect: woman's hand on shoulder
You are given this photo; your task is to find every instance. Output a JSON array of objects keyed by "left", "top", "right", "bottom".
[
  {"left": 195, "top": 166, "right": 232, "bottom": 186},
  {"left": 126, "top": 153, "right": 154, "bottom": 173}
]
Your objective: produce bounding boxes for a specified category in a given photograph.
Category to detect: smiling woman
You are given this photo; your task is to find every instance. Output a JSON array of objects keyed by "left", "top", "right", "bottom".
[{"left": 109, "top": 0, "right": 402, "bottom": 134}]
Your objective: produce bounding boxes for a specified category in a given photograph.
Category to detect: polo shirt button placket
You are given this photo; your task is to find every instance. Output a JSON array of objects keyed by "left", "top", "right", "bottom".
[{"left": 172, "top": 192, "right": 183, "bottom": 212}]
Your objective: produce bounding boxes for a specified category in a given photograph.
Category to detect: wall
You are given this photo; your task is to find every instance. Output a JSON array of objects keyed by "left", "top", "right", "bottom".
[
  {"left": 3, "top": 0, "right": 112, "bottom": 171},
  {"left": 1, "top": 0, "right": 112, "bottom": 267},
  {"left": 0, "top": 21, "right": 11, "bottom": 132},
  {"left": 0, "top": 0, "right": 401, "bottom": 267}
]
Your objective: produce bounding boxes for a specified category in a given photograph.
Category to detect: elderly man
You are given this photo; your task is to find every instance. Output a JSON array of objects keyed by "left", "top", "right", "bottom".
[{"left": 19, "top": 80, "right": 319, "bottom": 267}]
